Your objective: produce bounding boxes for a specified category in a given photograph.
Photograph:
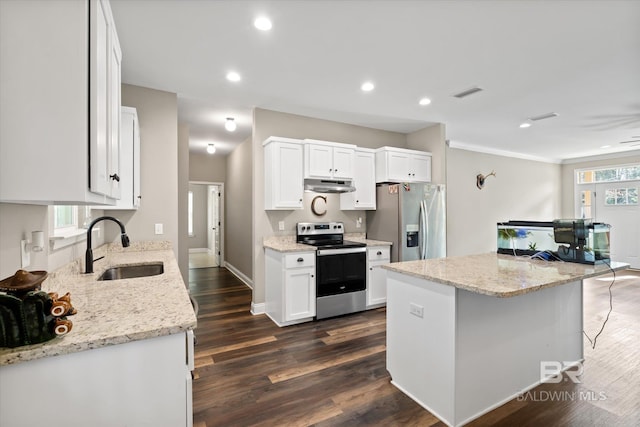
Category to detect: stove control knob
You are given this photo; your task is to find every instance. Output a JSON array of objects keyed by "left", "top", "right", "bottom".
[{"left": 337, "top": 224, "right": 342, "bottom": 229}]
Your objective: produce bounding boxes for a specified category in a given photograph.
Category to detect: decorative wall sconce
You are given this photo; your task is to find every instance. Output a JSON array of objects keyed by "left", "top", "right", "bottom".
[
  {"left": 311, "top": 195, "right": 327, "bottom": 216},
  {"left": 476, "top": 171, "right": 496, "bottom": 190}
]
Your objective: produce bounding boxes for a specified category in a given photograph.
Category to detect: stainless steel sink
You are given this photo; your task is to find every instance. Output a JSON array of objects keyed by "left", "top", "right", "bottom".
[{"left": 97, "top": 263, "right": 164, "bottom": 281}]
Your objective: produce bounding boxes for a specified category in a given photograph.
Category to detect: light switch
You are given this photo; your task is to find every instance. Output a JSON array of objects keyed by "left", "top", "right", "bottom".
[{"left": 155, "top": 223, "right": 163, "bottom": 235}]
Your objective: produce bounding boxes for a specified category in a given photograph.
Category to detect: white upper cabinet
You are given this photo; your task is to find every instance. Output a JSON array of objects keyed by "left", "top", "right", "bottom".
[
  {"left": 340, "top": 148, "right": 376, "bottom": 210},
  {"left": 102, "top": 107, "right": 140, "bottom": 210},
  {"left": 303, "top": 139, "right": 356, "bottom": 180},
  {"left": 264, "top": 137, "right": 304, "bottom": 210},
  {"left": 375, "top": 147, "right": 432, "bottom": 183},
  {"left": 0, "top": 0, "right": 121, "bottom": 205}
]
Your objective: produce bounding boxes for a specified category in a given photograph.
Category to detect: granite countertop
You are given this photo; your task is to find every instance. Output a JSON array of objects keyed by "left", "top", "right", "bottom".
[
  {"left": 0, "top": 241, "right": 197, "bottom": 366},
  {"left": 263, "top": 233, "right": 392, "bottom": 252},
  {"left": 382, "top": 252, "right": 629, "bottom": 298}
]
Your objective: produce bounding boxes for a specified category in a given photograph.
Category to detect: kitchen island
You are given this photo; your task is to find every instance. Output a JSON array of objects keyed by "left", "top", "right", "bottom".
[
  {"left": 0, "top": 242, "right": 197, "bottom": 427},
  {"left": 382, "top": 253, "right": 628, "bottom": 427}
]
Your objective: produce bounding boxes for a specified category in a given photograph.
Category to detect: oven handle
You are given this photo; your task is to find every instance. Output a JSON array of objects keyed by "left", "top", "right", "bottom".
[{"left": 316, "top": 247, "right": 367, "bottom": 256}]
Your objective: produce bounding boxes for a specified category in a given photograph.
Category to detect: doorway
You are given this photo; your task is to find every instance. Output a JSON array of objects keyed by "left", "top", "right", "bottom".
[
  {"left": 189, "top": 181, "right": 224, "bottom": 268},
  {"left": 576, "top": 172, "right": 639, "bottom": 268}
]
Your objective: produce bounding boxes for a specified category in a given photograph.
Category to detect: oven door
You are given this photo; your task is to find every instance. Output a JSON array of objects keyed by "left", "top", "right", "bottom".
[{"left": 316, "top": 247, "right": 366, "bottom": 297}]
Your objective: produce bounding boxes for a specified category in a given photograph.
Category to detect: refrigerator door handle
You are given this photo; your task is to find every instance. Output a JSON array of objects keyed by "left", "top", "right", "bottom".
[
  {"left": 419, "top": 200, "right": 429, "bottom": 260},
  {"left": 418, "top": 201, "right": 424, "bottom": 259}
]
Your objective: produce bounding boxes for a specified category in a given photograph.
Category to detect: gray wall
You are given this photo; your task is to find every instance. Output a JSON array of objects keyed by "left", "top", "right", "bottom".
[
  {"left": 446, "top": 147, "right": 562, "bottom": 256},
  {"left": 106, "top": 85, "right": 179, "bottom": 258},
  {"left": 560, "top": 151, "right": 640, "bottom": 217},
  {"left": 189, "top": 151, "right": 227, "bottom": 183},
  {"left": 188, "top": 184, "right": 208, "bottom": 249},
  {"left": 178, "top": 122, "right": 190, "bottom": 284},
  {"left": 251, "top": 108, "right": 409, "bottom": 305},
  {"left": 225, "top": 137, "right": 253, "bottom": 280}
]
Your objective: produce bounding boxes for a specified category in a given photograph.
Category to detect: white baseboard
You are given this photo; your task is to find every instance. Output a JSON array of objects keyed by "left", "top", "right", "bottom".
[
  {"left": 251, "top": 302, "right": 266, "bottom": 315},
  {"left": 224, "top": 261, "right": 253, "bottom": 289},
  {"left": 188, "top": 248, "right": 209, "bottom": 254}
]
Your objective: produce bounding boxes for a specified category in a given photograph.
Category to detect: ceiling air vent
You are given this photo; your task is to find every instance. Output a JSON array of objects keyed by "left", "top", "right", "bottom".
[
  {"left": 529, "top": 112, "right": 559, "bottom": 121},
  {"left": 453, "top": 86, "right": 483, "bottom": 99}
]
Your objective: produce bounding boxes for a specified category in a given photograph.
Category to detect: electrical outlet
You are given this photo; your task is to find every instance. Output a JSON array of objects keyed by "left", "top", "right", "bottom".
[
  {"left": 20, "top": 240, "right": 30, "bottom": 268},
  {"left": 155, "top": 223, "right": 164, "bottom": 235},
  {"left": 356, "top": 217, "right": 362, "bottom": 228},
  {"left": 409, "top": 303, "right": 424, "bottom": 318},
  {"left": 278, "top": 221, "right": 285, "bottom": 231}
]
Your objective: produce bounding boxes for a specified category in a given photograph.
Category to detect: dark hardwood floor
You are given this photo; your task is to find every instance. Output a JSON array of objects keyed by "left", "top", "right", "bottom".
[{"left": 189, "top": 267, "right": 640, "bottom": 426}]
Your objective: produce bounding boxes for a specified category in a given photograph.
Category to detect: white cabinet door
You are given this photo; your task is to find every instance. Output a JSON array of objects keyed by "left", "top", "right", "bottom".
[
  {"left": 89, "top": 0, "right": 111, "bottom": 197},
  {"left": 411, "top": 154, "right": 432, "bottom": 183},
  {"left": 386, "top": 151, "right": 411, "bottom": 182},
  {"left": 367, "top": 247, "right": 390, "bottom": 307},
  {"left": 107, "top": 18, "right": 122, "bottom": 199},
  {"left": 284, "top": 268, "right": 316, "bottom": 321},
  {"left": 331, "top": 146, "right": 355, "bottom": 179},
  {"left": 264, "top": 138, "right": 304, "bottom": 210},
  {"left": 103, "top": 107, "right": 139, "bottom": 210},
  {"left": 305, "top": 143, "right": 334, "bottom": 179},
  {"left": 340, "top": 149, "right": 376, "bottom": 210}
]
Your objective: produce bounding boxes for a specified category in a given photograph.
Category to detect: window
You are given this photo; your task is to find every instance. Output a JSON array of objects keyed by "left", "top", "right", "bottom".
[
  {"left": 605, "top": 187, "right": 639, "bottom": 206},
  {"left": 188, "top": 191, "right": 194, "bottom": 236},
  {"left": 53, "top": 206, "right": 78, "bottom": 232},
  {"left": 577, "top": 164, "right": 640, "bottom": 184}
]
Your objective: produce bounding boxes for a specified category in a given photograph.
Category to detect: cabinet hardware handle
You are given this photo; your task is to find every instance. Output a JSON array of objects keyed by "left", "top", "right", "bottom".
[
  {"left": 311, "top": 274, "right": 314, "bottom": 278},
  {"left": 377, "top": 251, "right": 382, "bottom": 255},
  {"left": 297, "top": 257, "right": 304, "bottom": 262},
  {"left": 370, "top": 267, "right": 373, "bottom": 270},
  {"left": 329, "top": 168, "right": 333, "bottom": 172},
  {"left": 109, "top": 173, "right": 120, "bottom": 182},
  {"left": 356, "top": 200, "right": 359, "bottom": 203}
]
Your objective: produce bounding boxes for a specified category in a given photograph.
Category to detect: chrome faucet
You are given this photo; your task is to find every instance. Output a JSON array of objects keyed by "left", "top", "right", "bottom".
[{"left": 85, "top": 216, "right": 130, "bottom": 274}]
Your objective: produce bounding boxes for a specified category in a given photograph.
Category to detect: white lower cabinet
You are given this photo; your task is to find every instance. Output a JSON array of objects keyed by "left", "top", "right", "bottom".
[
  {"left": 367, "top": 246, "right": 391, "bottom": 307},
  {"left": 0, "top": 332, "right": 194, "bottom": 427},
  {"left": 265, "top": 249, "right": 316, "bottom": 326}
]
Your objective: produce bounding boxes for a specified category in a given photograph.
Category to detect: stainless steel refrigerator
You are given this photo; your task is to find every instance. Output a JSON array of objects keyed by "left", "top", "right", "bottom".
[{"left": 367, "top": 183, "right": 446, "bottom": 262}]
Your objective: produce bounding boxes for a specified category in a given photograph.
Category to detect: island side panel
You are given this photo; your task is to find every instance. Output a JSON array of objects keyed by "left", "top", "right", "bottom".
[
  {"left": 454, "top": 281, "right": 583, "bottom": 425},
  {"left": 386, "top": 270, "right": 457, "bottom": 423}
]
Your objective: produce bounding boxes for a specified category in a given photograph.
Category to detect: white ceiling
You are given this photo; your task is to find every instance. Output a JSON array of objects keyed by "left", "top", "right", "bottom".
[{"left": 110, "top": 0, "right": 640, "bottom": 162}]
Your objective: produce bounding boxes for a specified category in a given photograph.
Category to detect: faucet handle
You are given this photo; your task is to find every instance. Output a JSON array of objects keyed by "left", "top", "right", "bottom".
[{"left": 121, "top": 234, "right": 130, "bottom": 248}]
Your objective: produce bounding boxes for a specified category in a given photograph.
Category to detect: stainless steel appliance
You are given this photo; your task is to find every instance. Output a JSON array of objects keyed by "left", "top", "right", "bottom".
[
  {"left": 296, "top": 222, "right": 367, "bottom": 319},
  {"left": 367, "top": 183, "right": 446, "bottom": 262}
]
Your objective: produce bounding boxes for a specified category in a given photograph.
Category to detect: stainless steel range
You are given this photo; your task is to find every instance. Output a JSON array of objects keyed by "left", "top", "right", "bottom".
[{"left": 297, "top": 222, "right": 367, "bottom": 319}]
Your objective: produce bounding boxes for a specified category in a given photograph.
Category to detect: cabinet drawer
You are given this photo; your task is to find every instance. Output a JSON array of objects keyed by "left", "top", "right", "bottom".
[
  {"left": 285, "top": 252, "right": 316, "bottom": 269},
  {"left": 368, "top": 247, "right": 390, "bottom": 261}
]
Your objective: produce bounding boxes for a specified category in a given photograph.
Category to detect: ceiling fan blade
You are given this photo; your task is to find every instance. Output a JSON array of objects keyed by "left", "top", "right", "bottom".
[{"left": 619, "top": 139, "right": 640, "bottom": 144}]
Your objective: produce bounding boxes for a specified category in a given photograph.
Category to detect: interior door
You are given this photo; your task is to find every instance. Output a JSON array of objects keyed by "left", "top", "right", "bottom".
[
  {"left": 593, "top": 181, "right": 639, "bottom": 268},
  {"left": 207, "top": 185, "right": 220, "bottom": 267}
]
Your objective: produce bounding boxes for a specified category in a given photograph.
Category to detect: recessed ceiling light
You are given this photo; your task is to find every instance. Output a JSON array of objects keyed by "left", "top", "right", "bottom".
[
  {"left": 361, "top": 81, "right": 375, "bottom": 92},
  {"left": 519, "top": 122, "right": 531, "bottom": 128},
  {"left": 254, "top": 16, "right": 272, "bottom": 31},
  {"left": 225, "top": 117, "right": 237, "bottom": 132},
  {"left": 226, "top": 71, "right": 241, "bottom": 82},
  {"left": 207, "top": 144, "right": 216, "bottom": 154},
  {"left": 418, "top": 98, "right": 431, "bottom": 106},
  {"left": 600, "top": 145, "right": 611, "bottom": 149}
]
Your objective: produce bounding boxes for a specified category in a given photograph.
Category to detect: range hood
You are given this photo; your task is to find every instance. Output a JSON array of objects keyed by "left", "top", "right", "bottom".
[{"left": 304, "top": 179, "right": 356, "bottom": 193}]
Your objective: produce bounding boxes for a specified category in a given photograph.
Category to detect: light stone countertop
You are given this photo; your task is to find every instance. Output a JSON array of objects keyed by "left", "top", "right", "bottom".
[
  {"left": 0, "top": 241, "right": 197, "bottom": 366},
  {"left": 263, "top": 234, "right": 392, "bottom": 252},
  {"left": 382, "top": 252, "right": 629, "bottom": 298}
]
